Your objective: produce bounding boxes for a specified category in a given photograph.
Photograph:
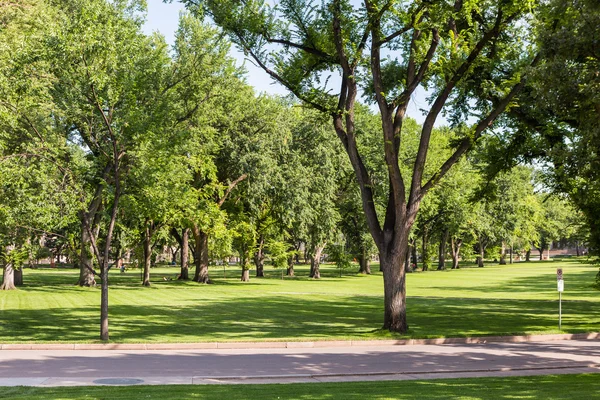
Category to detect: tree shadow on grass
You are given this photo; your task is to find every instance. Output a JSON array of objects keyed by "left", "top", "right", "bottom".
[
  {"left": 0, "top": 293, "right": 598, "bottom": 343},
  {"left": 2, "top": 375, "right": 600, "bottom": 400}
]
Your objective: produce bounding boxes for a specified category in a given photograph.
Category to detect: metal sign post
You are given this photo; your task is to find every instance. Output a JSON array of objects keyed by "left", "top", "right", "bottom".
[{"left": 557, "top": 269, "right": 564, "bottom": 330}]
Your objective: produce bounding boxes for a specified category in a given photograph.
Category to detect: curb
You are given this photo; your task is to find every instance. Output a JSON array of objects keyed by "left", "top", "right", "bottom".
[
  {"left": 196, "top": 363, "right": 600, "bottom": 381},
  {"left": 1, "top": 332, "right": 598, "bottom": 351}
]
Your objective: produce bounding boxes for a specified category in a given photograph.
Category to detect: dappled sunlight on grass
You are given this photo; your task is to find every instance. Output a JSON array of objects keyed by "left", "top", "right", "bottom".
[{"left": 0, "top": 259, "right": 598, "bottom": 343}]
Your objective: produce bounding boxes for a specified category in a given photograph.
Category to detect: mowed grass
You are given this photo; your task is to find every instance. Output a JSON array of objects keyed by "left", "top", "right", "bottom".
[
  {"left": 3, "top": 374, "right": 600, "bottom": 399},
  {"left": 0, "top": 258, "right": 598, "bottom": 343}
]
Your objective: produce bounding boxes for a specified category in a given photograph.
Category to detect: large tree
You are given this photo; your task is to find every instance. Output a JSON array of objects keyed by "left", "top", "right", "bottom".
[
  {"left": 488, "top": 0, "right": 600, "bottom": 254},
  {"left": 187, "top": 0, "right": 539, "bottom": 332}
]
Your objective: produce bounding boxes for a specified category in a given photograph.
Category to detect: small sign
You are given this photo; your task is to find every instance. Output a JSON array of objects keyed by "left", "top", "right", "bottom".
[
  {"left": 557, "top": 268, "right": 563, "bottom": 281},
  {"left": 557, "top": 279, "right": 564, "bottom": 292}
]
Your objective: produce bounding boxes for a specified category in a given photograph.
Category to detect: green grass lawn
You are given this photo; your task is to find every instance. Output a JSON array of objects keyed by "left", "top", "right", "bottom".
[
  {"left": 2, "top": 374, "right": 600, "bottom": 399},
  {"left": 0, "top": 259, "right": 598, "bottom": 343}
]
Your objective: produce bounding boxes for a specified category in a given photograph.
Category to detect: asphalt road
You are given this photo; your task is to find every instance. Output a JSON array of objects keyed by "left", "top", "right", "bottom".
[{"left": 0, "top": 339, "right": 599, "bottom": 386}]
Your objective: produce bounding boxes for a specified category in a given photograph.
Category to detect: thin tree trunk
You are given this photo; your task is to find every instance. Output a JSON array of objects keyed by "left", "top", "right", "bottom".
[
  {"left": 99, "top": 171, "right": 121, "bottom": 342},
  {"left": 286, "top": 258, "right": 295, "bottom": 276},
  {"left": 192, "top": 226, "right": 211, "bottom": 284},
  {"left": 437, "top": 229, "right": 449, "bottom": 270},
  {"left": 576, "top": 242, "right": 580, "bottom": 256},
  {"left": 240, "top": 248, "right": 250, "bottom": 282},
  {"left": 526, "top": 248, "right": 531, "bottom": 262},
  {"left": 358, "top": 247, "right": 371, "bottom": 274},
  {"left": 411, "top": 239, "right": 417, "bottom": 269},
  {"left": 286, "top": 246, "right": 295, "bottom": 276},
  {"left": 254, "top": 235, "right": 265, "bottom": 277},
  {"left": 179, "top": 228, "right": 189, "bottom": 280},
  {"left": 1, "top": 263, "right": 16, "bottom": 290},
  {"left": 78, "top": 217, "right": 96, "bottom": 286},
  {"left": 509, "top": 243, "right": 513, "bottom": 264},
  {"left": 142, "top": 222, "right": 152, "bottom": 287},
  {"left": 477, "top": 237, "right": 485, "bottom": 267},
  {"left": 499, "top": 242, "right": 507, "bottom": 265},
  {"left": 404, "top": 245, "right": 411, "bottom": 273},
  {"left": 422, "top": 228, "right": 430, "bottom": 271},
  {"left": 310, "top": 245, "right": 323, "bottom": 279},
  {"left": 451, "top": 238, "right": 462, "bottom": 269}
]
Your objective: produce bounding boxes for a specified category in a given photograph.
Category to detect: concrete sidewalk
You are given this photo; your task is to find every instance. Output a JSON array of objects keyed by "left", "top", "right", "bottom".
[
  {"left": 1, "top": 332, "right": 598, "bottom": 351},
  {"left": 0, "top": 338, "right": 599, "bottom": 387}
]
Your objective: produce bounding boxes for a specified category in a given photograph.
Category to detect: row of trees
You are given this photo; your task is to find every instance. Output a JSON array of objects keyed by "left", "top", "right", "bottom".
[{"left": 1, "top": 0, "right": 596, "bottom": 338}]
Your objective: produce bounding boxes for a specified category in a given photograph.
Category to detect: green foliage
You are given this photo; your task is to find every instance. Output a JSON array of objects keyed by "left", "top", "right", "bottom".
[{"left": 265, "top": 240, "right": 292, "bottom": 269}]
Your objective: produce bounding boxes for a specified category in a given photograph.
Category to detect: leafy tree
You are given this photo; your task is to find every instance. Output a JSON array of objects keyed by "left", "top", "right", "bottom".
[
  {"left": 484, "top": 0, "right": 600, "bottom": 255},
  {"left": 189, "top": 0, "right": 540, "bottom": 331}
]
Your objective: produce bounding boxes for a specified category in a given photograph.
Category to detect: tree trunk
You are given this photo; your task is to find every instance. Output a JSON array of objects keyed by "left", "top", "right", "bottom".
[
  {"left": 380, "top": 234, "right": 409, "bottom": 333},
  {"left": 509, "top": 243, "right": 513, "bottom": 264},
  {"left": 404, "top": 245, "right": 411, "bottom": 273},
  {"left": 411, "top": 239, "right": 417, "bottom": 269},
  {"left": 576, "top": 242, "right": 580, "bottom": 256},
  {"left": 254, "top": 235, "right": 265, "bottom": 277},
  {"left": 477, "top": 238, "right": 485, "bottom": 267},
  {"left": 451, "top": 238, "right": 462, "bottom": 269},
  {"left": 14, "top": 267, "right": 23, "bottom": 286},
  {"left": 179, "top": 228, "right": 189, "bottom": 280},
  {"left": 422, "top": 228, "right": 430, "bottom": 271},
  {"left": 526, "top": 248, "right": 531, "bottom": 262},
  {"left": 358, "top": 247, "right": 371, "bottom": 274},
  {"left": 78, "top": 217, "right": 96, "bottom": 286},
  {"left": 286, "top": 254, "right": 295, "bottom": 276},
  {"left": 241, "top": 268, "right": 250, "bottom": 282},
  {"left": 310, "top": 245, "right": 323, "bottom": 279},
  {"left": 499, "top": 242, "right": 507, "bottom": 265},
  {"left": 99, "top": 167, "right": 121, "bottom": 342},
  {"left": 539, "top": 247, "right": 544, "bottom": 261},
  {"left": 192, "top": 226, "right": 211, "bottom": 284},
  {"left": 437, "top": 229, "right": 449, "bottom": 270},
  {"left": 142, "top": 222, "right": 152, "bottom": 287},
  {"left": 1, "top": 263, "right": 16, "bottom": 290}
]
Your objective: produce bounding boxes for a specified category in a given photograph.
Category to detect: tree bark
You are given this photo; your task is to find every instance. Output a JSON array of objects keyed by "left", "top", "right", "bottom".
[
  {"left": 286, "top": 254, "right": 295, "bottom": 276},
  {"left": 499, "top": 242, "right": 507, "bottom": 265},
  {"left": 254, "top": 235, "right": 265, "bottom": 277},
  {"left": 310, "top": 245, "right": 323, "bottom": 279},
  {"left": 99, "top": 167, "right": 121, "bottom": 342},
  {"left": 179, "top": 228, "right": 189, "bottom": 280},
  {"left": 1, "top": 263, "right": 16, "bottom": 290},
  {"left": 380, "top": 233, "right": 410, "bottom": 333},
  {"left": 538, "top": 247, "right": 544, "bottom": 261},
  {"left": 526, "top": 248, "right": 531, "bottom": 262},
  {"left": 477, "top": 241, "right": 485, "bottom": 267},
  {"left": 422, "top": 228, "right": 430, "bottom": 271},
  {"left": 437, "top": 229, "right": 449, "bottom": 270},
  {"left": 78, "top": 217, "right": 96, "bottom": 286},
  {"left": 192, "top": 226, "right": 211, "bottom": 284},
  {"left": 358, "top": 247, "right": 371, "bottom": 274},
  {"left": 142, "top": 221, "right": 152, "bottom": 287},
  {"left": 404, "top": 244, "right": 411, "bottom": 273},
  {"left": 241, "top": 268, "right": 250, "bottom": 282},
  {"left": 451, "top": 238, "right": 462, "bottom": 269}
]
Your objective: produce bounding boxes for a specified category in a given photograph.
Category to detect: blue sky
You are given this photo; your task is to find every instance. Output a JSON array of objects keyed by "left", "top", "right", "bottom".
[{"left": 143, "top": 1, "right": 432, "bottom": 124}]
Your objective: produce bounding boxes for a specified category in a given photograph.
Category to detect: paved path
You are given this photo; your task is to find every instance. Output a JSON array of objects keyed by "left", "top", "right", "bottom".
[{"left": 0, "top": 339, "right": 598, "bottom": 387}]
